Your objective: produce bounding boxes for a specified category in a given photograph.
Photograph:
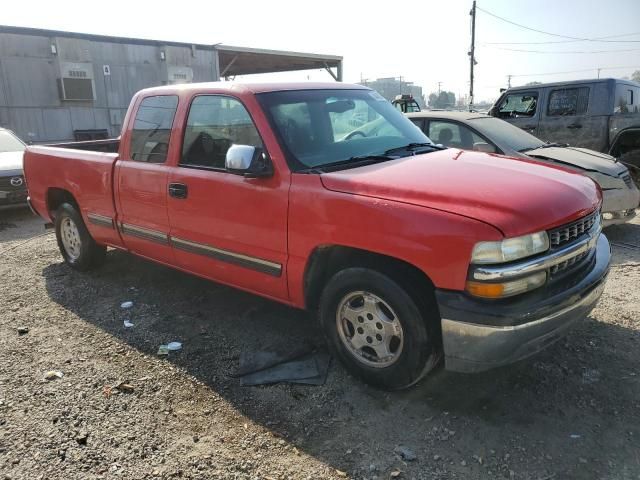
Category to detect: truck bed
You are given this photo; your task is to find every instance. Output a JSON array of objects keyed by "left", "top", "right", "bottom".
[
  {"left": 46, "top": 138, "right": 120, "bottom": 153},
  {"left": 23, "top": 145, "right": 123, "bottom": 247}
]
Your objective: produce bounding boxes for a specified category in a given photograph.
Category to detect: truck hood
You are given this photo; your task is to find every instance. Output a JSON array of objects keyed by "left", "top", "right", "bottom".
[
  {"left": 319, "top": 149, "right": 600, "bottom": 238},
  {"left": 525, "top": 146, "right": 627, "bottom": 177},
  {"left": 0, "top": 151, "right": 24, "bottom": 173}
]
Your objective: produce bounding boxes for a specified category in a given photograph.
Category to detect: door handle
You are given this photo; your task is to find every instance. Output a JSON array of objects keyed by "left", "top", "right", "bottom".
[
  {"left": 522, "top": 125, "right": 536, "bottom": 130},
  {"left": 567, "top": 124, "right": 582, "bottom": 129},
  {"left": 168, "top": 183, "right": 188, "bottom": 199}
]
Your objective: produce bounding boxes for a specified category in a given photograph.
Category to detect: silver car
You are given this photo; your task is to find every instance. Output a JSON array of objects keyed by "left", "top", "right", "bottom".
[
  {"left": 407, "top": 111, "right": 640, "bottom": 226},
  {"left": 0, "top": 128, "right": 28, "bottom": 210}
]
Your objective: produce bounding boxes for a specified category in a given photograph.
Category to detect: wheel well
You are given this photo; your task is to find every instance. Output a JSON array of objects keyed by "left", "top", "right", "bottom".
[
  {"left": 46, "top": 188, "right": 78, "bottom": 219},
  {"left": 304, "top": 245, "right": 438, "bottom": 314},
  {"left": 610, "top": 128, "right": 640, "bottom": 160}
]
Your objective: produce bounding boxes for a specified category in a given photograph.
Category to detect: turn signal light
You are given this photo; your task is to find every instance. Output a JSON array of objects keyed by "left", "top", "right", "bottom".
[
  {"left": 466, "top": 271, "right": 547, "bottom": 299},
  {"left": 465, "top": 281, "right": 505, "bottom": 298}
]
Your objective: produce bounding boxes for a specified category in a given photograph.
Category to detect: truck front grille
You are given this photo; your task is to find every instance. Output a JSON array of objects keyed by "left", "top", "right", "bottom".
[
  {"left": 549, "top": 211, "right": 598, "bottom": 248},
  {"left": 549, "top": 250, "right": 589, "bottom": 276},
  {"left": 621, "top": 173, "right": 634, "bottom": 188}
]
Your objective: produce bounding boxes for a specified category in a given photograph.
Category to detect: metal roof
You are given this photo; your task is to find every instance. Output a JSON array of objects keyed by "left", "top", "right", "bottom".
[{"left": 216, "top": 45, "right": 342, "bottom": 77}]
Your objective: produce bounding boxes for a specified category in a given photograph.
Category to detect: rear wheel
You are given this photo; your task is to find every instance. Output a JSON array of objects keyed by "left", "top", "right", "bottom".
[
  {"left": 54, "top": 203, "right": 106, "bottom": 271},
  {"left": 319, "top": 268, "right": 439, "bottom": 390}
]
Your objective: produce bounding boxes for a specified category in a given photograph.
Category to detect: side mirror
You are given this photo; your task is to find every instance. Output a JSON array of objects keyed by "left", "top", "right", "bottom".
[
  {"left": 473, "top": 142, "right": 496, "bottom": 154},
  {"left": 225, "top": 145, "right": 273, "bottom": 178}
]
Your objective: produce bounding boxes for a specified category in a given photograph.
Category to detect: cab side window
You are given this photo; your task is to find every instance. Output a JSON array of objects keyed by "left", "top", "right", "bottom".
[
  {"left": 614, "top": 84, "right": 639, "bottom": 114},
  {"left": 129, "top": 95, "right": 178, "bottom": 163},
  {"left": 547, "top": 87, "right": 589, "bottom": 116},
  {"left": 181, "top": 96, "right": 263, "bottom": 169},
  {"left": 428, "top": 120, "right": 487, "bottom": 150},
  {"left": 497, "top": 93, "right": 538, "bottom": 118}
]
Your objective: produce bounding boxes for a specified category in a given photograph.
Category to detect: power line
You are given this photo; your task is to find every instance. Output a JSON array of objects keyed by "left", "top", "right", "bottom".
[
  {"left": 477, "top": 6, "right": 640, "bottom": 43},
  {"left": 484, "top": 32, "right": 640, "bottom": 45},
  {"left": 482, "top": 45, "right": 640, "bottom": 54}
]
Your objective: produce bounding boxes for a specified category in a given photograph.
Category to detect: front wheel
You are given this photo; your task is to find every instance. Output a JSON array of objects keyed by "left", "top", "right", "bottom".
[
  {"left": 319, "top": 268, "right": 439, "bottom": 390},
  {"left": 54, "top": 203, "right": 106, "bottom": 271}
]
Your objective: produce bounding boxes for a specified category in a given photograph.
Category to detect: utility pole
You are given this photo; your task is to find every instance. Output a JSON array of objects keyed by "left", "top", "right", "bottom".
[
  {"left": 469, "top": 0, "right": 476, "bottom": 112},
  {"left": 399, "top": 75, "right": 403, "bottom": 95},
  {"left": 597, "top": 68, "right": 601, "bottom": 79},
  {"left": 437, "top": 81, "right": 442, "bottom": 94},
  {"left": 507, "top": 75, "right": 512, "bottom": 88}
]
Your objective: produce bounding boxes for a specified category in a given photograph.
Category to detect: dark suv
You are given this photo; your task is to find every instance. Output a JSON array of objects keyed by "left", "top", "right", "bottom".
[{"left": 489, "top": 78, "right": 640, "bottom": 176}]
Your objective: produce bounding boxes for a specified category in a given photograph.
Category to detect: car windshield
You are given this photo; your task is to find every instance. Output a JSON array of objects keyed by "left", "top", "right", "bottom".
[
  {"left": 257, "top": 89, "right": 433, "bottom": 170},
  {"left": 0, "top": 131, "right": 26, "bottom": 153},
  {"left": 468, "top": 117, "right": 545, "bottom": 153}
]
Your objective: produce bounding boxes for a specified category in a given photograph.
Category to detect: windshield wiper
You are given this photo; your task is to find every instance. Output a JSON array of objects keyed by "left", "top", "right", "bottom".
[
  {"left": 519, "top": 142, "right": 568, "bottom": 153},
  {"left": 384, "top": 142, "right": 445, "bottom": 156},
  {"left": 301, "top": 154, "right": 396, "bottom": 173}
]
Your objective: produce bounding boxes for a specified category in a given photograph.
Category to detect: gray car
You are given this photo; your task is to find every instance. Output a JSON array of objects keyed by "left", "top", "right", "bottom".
[
  {"left": 407, "top": 111, "right": 640, "bottom": 226},
  {"left": 0, "top": 128, "right": 27, "bottom": 210}
]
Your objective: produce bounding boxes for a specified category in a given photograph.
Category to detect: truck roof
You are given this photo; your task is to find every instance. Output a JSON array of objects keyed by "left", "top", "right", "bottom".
[
  {"left": 137, "top": 82, "right": 370, "bottom": 96},
  {"left": 506, "top": 77, "right": 640, "bottom": 91}
]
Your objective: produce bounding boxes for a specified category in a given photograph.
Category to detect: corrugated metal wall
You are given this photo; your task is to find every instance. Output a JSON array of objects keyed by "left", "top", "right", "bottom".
[{"left": 0, "top": 32, "right": 219, "bottom": 143}]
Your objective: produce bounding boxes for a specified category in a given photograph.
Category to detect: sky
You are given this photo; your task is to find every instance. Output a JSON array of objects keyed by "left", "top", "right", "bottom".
[{"left": 2, "top": 0, "right": 640, "bottom": 103}]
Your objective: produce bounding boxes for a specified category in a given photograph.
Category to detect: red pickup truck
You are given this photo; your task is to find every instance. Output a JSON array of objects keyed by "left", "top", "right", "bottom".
[{"left": 24, "top": 82, "right": 611, "bottom": 390}]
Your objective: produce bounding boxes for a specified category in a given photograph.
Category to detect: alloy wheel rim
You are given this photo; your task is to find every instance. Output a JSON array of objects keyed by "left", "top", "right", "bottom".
[
  {"left": 336, "top": 291, "right": 404, "bottom": 368},
  {"left": 60, "top": 217, "right": 81, "bottom": 261}
]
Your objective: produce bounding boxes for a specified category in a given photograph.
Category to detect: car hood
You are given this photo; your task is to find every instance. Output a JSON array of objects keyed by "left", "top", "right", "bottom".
[
  {"left": 525, "top": 146, "right": 627, "bottom": 177},
  {"left": 0, "top": 150, "right": 24, "bottom": 173},
  {"left": 320, "top": 149, "right": 600, "bottom": 238}
]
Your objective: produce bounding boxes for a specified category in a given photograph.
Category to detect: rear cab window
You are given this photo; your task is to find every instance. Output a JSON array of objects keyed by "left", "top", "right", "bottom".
[
  {"left": 547, "top": 87, "right": 589, "bottom": 116},
  {"left": 129, "top": 95, "right": 179, "bottom": 163},
  {"left": 181, "top": 95, "right": 263, "bottom": 170},
  {"left": 497, "top": 92, "right": 538, "bottom": 118}
]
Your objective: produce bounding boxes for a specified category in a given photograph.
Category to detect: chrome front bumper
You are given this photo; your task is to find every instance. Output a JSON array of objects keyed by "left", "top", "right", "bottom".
[{"left": 436, "top": 233, "right": 611, "bottom": 373}]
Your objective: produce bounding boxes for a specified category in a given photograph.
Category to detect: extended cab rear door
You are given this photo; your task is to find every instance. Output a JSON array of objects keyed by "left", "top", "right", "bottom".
[
  {"left": 166, "top": 93, "right": 289, "bottom": 301},
  {"left": 114, "top": 94, "right": 178, "bottom": 264}
]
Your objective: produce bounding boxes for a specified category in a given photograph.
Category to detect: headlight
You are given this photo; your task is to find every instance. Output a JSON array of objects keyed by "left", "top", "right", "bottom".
[
  {"left": 471, "top": 231, "right": 549, "bottom": 264},
  {"left": 466, "top": 271, "right": 547, "bottom": 299},
  {"left": 587, "top": 172, "right": 626, "bottom": 190}
]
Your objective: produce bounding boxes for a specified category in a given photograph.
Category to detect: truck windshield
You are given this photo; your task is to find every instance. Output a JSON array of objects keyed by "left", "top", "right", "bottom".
[
  {"left": 257, "top": 89, "right": 433, "bottom": 171},
  {"left": 468, "top": 117, "right": 545, "bottom": 153},
  {"left": 0, "top": 131, "right": 26, "bottom": 153}
]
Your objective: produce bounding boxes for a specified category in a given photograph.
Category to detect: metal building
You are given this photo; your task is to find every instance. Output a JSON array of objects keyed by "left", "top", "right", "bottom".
[{"left": 0, "top": 25, "right": 343, "bottom": 143}]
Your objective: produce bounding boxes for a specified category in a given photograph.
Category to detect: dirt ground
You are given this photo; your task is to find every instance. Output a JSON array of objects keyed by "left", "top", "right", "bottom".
[{"left": 1, "top": 207, "right": 639, "bottom": 480}]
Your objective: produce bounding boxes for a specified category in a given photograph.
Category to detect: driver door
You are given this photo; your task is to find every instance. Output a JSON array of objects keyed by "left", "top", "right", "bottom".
[
  {"left": 495, "top": 90, "right": 541, "bottom": 136},
  {"left": 166, "top": 94, "right": 290, "bottom": 300}
]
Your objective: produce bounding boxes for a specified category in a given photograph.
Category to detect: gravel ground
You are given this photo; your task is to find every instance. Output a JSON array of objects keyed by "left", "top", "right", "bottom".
[{"left": 1, "top": 207, "right": 639, "bottom": 480}]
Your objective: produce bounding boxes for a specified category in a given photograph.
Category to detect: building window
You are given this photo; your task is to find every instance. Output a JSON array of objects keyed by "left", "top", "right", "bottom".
[{"left": 129, "top": 95, "right": 179, "bottom": 163}]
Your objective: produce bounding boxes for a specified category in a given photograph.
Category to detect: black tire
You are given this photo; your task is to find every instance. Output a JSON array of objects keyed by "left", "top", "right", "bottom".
[
  {"left": 319, "top": 268, "right": 439, "bottom": 390},
  {"left": 54, "top": 203, "right": 106, "bottom": 271}
]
